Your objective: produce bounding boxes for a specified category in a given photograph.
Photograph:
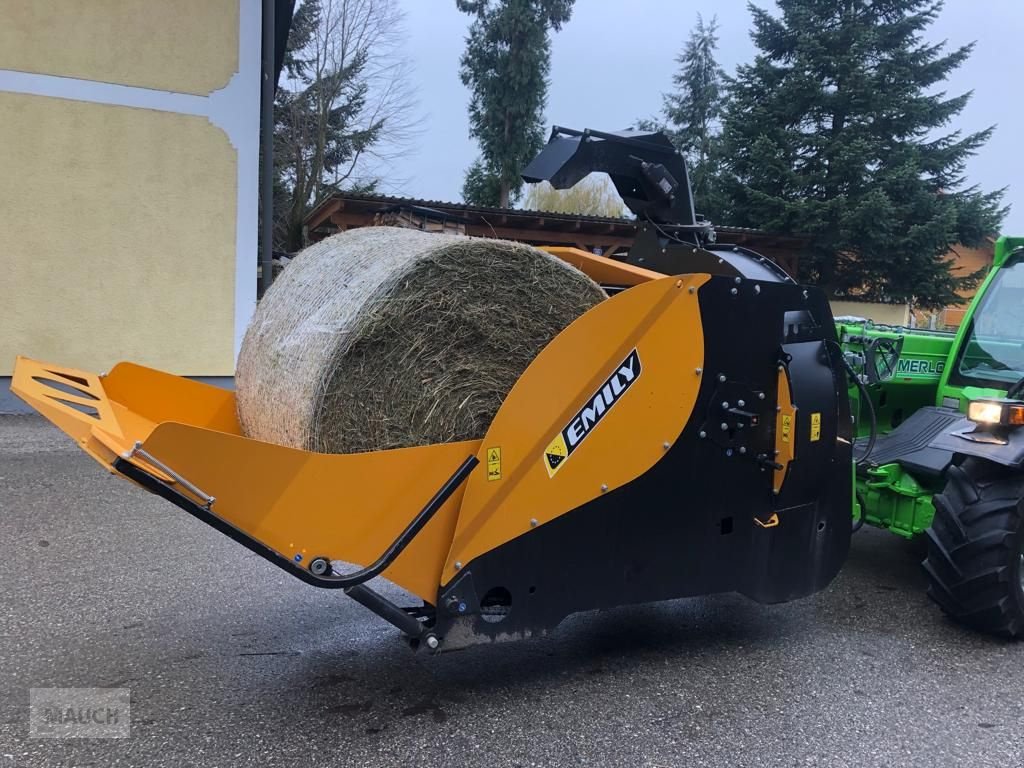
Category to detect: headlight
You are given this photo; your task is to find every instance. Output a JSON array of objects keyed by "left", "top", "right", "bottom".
[{"left": 967, "top": 399, "right": 1024, "bottom": 426}]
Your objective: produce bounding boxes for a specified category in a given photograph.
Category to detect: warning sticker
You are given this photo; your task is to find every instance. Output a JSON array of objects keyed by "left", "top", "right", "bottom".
[
  {"left": 810, "top": 412, "right": 821, "bottom": 442},
  {"left": 781, "top": 414, "right": 792, "bottom": 444},
  {"left": 486, "top": 447, "right": 502, "bottom": 481},
  {"left": 543, "top": 434, "right": 568, "bottom": 476}
]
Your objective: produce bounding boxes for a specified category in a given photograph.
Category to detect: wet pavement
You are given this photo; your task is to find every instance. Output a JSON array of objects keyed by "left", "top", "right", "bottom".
[{"left": 1, "top": 415, "right": 1022, "bottom": 767}]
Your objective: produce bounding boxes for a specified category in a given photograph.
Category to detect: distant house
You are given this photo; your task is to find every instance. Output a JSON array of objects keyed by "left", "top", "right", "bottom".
[
  {"left": 915, "top": 238, "right": 997, "bottom": 329},
  {"left": 304, "top": 193, "right": 997, "bottom": 331},
  {"left": 304, "top": 193, "right": 809, "bottom": 276}
]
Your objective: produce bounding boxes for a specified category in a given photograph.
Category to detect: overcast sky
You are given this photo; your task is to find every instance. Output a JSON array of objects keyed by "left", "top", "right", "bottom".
[{"left": 393, "top": 0, "right": 1024, "bottom": 233}]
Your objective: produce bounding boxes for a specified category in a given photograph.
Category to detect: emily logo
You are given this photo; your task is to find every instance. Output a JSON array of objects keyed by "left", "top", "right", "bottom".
[{"left": 543, "top": 349, "right": 641, "bottom": 477}]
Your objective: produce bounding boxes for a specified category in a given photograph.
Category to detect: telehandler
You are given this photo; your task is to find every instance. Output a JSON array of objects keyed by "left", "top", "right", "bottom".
[{"left": 837, "top": 236, "right": 1024, "bottom": 637}]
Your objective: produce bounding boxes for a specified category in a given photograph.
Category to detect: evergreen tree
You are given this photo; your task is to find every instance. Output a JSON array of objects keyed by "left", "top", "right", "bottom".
[
  {"left": 457, "top": 0, "right": 574, "bottom": 208},
  {"left": 644, "top": 15, "right": 726, "bottom": 221},
  {"left": 721, "top": 0, "right": 1005, "bottom": 308},
  {"left": 274, "top": 0, "right": 415, "bottom": 252}
]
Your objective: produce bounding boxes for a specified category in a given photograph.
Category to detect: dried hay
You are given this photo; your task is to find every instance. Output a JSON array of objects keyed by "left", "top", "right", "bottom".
[{"left": 236, "top": 227, "right": 606, "bottom": 453}]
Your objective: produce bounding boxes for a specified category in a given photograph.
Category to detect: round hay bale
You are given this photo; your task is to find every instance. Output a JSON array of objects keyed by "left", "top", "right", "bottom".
[{"left": 236, "top": 227, "right": 606, "bottom": 454}]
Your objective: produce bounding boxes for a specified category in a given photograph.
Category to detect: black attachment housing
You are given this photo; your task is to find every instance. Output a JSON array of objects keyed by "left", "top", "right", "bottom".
[{"left": 522, "top": 127, "right": 699, "bottom": 229}]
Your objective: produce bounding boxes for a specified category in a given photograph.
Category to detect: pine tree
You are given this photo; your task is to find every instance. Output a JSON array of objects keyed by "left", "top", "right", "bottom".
[
  {"left": 273, "top": 0, "right": 415, "bottom": 252},
  {"left": 457, "top": 0, "right": 574, "bottom": 208},
  {"left": 721, "top": 0, "right": 1006, "bottom": 308},
  {"left": 658, "top": 15, "right": 726, "bottom": 220}
]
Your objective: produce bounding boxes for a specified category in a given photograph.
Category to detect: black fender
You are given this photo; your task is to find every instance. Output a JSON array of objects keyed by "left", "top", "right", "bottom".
[{"left": 930, "top": 418, "right": 1024, "bottom": 469}]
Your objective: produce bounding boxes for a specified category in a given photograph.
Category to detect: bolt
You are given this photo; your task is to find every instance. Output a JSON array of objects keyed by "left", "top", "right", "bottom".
[
  {"left": 739, "top": 446, "right": 747, "bottom": 454},
  {"left": 773, "top": 488, "right": 780, "bottom": 495},
  {"left": 445, "top": 596, "right": 467, "bottom": 615},
  {"left": 454, "top": 561, "right": 462, "bottom": 570},
  {"left": 530, "top": 518, "right": 538, "bottom": 528},
  {"left": 738, "top": 399, "right": 746, "bottom": 407},
  {"left": 734, "top": 277, "right": 742, "bottom": 284},
  {"left": 601, "top": 484, "right": 609, "bottom": 493},
  {"left": 309, "top": 557, "right": 331, "bottom": 576},
  {"left": 688, "top": 286, "right": 695, "bottom": 294},
  {"left": 758, "top": 392, "right": 766, "bottom": 400},
  {"left": 722, "top": 401, "right": 730, "bottom": 409},
  {"left": 802, "top": 290, "right": 809, "bottom": 299},
  {"left": 663, "top": 441, "right": 671, "bottom": 450},
  {"left": 754, "top": 285, "right": 761, "bottom": 294},
  {"left": 720, "top": 422, "right": 729, "bottom": 431},
  {"left": 777, "top": 364, "right": 784, "bottom": 372},
  {"left": 776, "top": 405, "right": 782, "bottom": 412},
  {"left": 695, "top": 367, "right": 703, "bottom": 375},
  {"left": 726, "top": 449, "right": 733, "bottom": 457},
  {"left": 699, "top": 430, "right": 707, "bottom": 439},
  {"left": 718, "top": 374, "right": 727, "bottom": 383},
  {"left": 730, "top": 288, "right": 738, "bottom": 295},
  {"left": 425, "top": 635, "right": 440, "bottom": 650}
]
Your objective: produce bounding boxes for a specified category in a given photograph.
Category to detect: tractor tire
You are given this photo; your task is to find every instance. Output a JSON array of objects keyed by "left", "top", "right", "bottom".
[{"left": 924, "top": 458, "right": 1024, "bottom": 638}]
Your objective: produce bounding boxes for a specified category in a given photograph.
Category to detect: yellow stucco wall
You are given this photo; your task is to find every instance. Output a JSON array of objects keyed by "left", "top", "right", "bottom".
[
  {"left": 0, "top": 1, "right": 239, "bottom": 95},
  {"left": 830, "top": 300, "right": 911, "bottom": 326},
  {"left": 0, "top": 92, "right": 238, "bottom": 376}
]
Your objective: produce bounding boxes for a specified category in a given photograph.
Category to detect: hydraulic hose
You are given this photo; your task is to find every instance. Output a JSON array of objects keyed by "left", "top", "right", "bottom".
[
  {"left": 834, "top": 346, "right": 878, "bottom": 467},
  {"left": 839, "top": 350, "right": 876, "bottom": 535}
]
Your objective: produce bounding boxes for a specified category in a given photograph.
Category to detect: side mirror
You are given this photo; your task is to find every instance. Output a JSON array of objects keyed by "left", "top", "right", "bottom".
[{"left": 865, "top": 335, "right": 904, "bottom": 384}]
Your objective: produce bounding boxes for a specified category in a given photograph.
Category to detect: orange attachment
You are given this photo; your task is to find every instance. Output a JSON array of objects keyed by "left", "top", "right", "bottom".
[
  {"left": 773, "top": 364, "right": 795, "bottom": 494},
  {"left": 540, "top": 246, "right": 664, "bottom": 286},
  {"left": 12, "top": 355, "right": 479, "bottom": 602},
  {"left": 443, "top": 274, "right": 709, "bottom": 581},
  {"left": 137, "top": 423, "right": 478, "bottom": 601}
]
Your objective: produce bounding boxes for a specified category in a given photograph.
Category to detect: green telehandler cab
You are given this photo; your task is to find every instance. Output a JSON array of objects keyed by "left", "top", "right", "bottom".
[{"left": 839, "top": 235, "right": 1024, "bottom": 637}]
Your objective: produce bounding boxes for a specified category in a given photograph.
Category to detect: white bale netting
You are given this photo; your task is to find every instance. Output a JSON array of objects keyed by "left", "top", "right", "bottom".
[{"left": 236, "top": 227, "right": 606, "bottom": 453}]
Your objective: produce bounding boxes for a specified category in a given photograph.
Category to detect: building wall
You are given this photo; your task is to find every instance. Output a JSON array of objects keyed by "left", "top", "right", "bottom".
[
  {"left": 911, "top": 241, "right": 995, "bottom": 330},
  {"left": 830, "top": 300, "right": 911, "bottom": 327},
  {"left": 0, "top": 0, "right": 260, "bottom": 412}
]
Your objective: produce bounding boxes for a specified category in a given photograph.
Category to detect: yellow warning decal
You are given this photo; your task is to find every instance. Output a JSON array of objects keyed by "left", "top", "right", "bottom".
[
  {"left": 810, "top": 412, "right": 821, "bottom": 442},
  {"left": 781, "top": 414, "right": 792, "bottom": 444},
  {"left": 543, "top": 434, "right": 568, "bottom": 478},
  {"left": 486, "top": 447, "right": 502, "bottom": 481}
]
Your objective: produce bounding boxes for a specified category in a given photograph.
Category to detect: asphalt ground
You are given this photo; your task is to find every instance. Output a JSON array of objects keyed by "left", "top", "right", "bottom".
[{"left": 1, "top": 414, "right": 1023, "bottom": 767}]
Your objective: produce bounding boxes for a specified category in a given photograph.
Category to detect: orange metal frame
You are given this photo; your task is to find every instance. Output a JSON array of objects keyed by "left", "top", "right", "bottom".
[{"left": 12, "top": 266, "right": 709, "bottom": 604}]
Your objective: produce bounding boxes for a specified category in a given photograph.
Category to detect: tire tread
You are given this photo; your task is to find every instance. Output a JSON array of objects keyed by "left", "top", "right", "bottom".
[{"left": 923, "top": 458, "right": 1024, "bottom": 639}]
